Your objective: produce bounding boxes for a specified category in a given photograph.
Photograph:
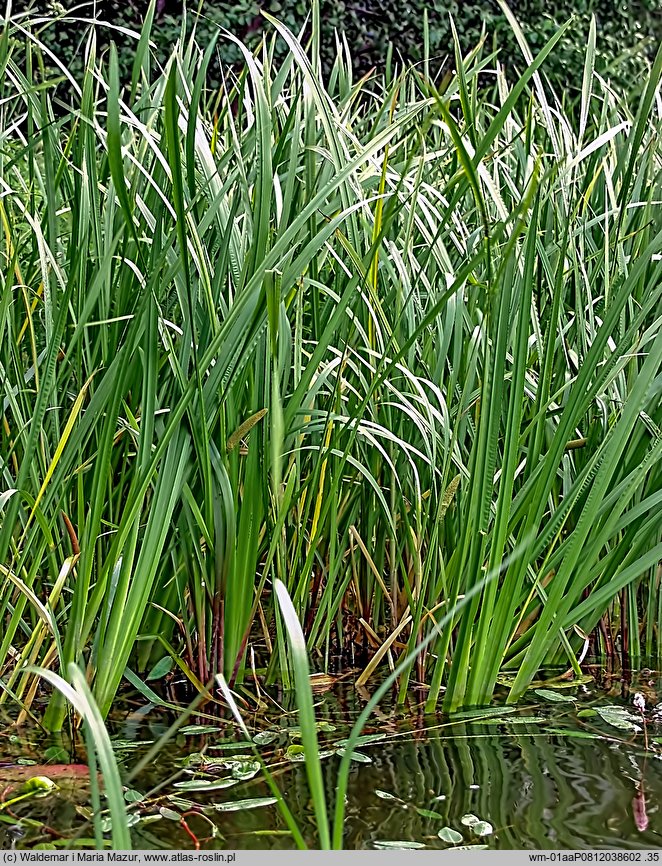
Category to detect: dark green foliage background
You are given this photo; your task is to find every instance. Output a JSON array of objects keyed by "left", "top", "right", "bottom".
[{"left": 14, "top": 0, "right": 662, "bottom": 101}]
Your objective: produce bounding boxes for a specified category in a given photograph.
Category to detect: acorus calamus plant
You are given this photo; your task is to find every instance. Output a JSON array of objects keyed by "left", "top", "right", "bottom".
[{"left": 0, "top": 1, "right": 660, "bottom": 728}]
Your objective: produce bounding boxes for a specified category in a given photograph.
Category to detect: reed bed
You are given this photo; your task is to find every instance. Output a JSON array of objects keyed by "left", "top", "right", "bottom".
[{"left": 0, "top": 2, "right": 660, "bottom": 730}]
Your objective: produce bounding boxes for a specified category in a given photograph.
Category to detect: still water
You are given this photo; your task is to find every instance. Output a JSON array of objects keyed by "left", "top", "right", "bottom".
[{"left": 2, "top": 667, "right": 662, "bottom": 850}]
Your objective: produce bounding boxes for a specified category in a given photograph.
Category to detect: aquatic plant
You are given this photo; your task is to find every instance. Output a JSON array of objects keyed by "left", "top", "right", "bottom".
[{"left": 0, "top": 1, "right": 660, "bottom": 728}]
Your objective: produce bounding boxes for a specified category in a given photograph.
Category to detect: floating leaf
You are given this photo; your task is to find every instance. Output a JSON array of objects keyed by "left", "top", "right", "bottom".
[
  {"left": 472, "top": 821, "right": 493, "bottom": 836},
  {"left": 20, "top": 776, "right": 57, "bottom": 797},
  {"left": 576, "top": 709, "right": 597, "bottom": 718},
  {"left": 415, "top": 807, "right": 444, "bottom": 820},
  {"left": 123, "top": 789, "right": 144, "bottom": 803},
  {"left": 100, "top": 813, "right": 140, "bottom": 833},
  {"left": 253, "top": 731, "right": 279, "bottom": 746},
  {"left": 455, "top": 845, "right": 489, "bottom": 850},
  {"left": 173, "top": 779, "right": 238, "bottom": 791},
  {"left": 545, "top": 728, "right": 601, "bottom": 740},
  {"left": 207, "top": 742, "right": 252, "bottom": 751},
  {"left": 450, "top": 707, "right": 517, "bottom": 721},
  {"left": 438, "top": 827, "right": 463, "bottom": 844},
  {"left": 375, "top": 790, "right": 400, "bottom": 801},
  {"left": 159, "top": 807, "right": 181, "bottom": 821},
  {"left": 146, "top": 656, "right": 173, "bottom": 681},
  {"left": 178, "top": 725, "right": 222, "bottom": 736},
  {"left": 460, "top": 814, "right": 480, "bottom": 827},
  {"left": 336, "top": 734, "right": 386, "bottom": 747},
  {"left": 286, "top": 744, "right": 305, "bottom": 762},
  {"left": 482, "top": 716, "right": 546, "bottom": 725},
  {"left": 231, "top": 761, "right": 260, "bottom": 781},
  {"left": 139, "top": 814, "right": 163, "bottom": 825},
  {"left": 43, "top": 746, "right": 69, "bottom": 763},
  {"left": 534, "top": 689, "right": 576, "bottom": 703},
  {"left": 167, "top": 796, "right": 196, "bottom": 810},
  {"left": 596, "top": 705, "right": 641, "bottom": 732},
  {"left": 373, "top": 841, "right": 426, "bottom": 850},
  {"left": 213, "top": 797, "right": 278, "bottom": 812},
  {"left": 335, "top": 748, "right": 372, "bottom": 763},
  {"left": 112, "top": 739, "right": 153, "bottom": 753}
]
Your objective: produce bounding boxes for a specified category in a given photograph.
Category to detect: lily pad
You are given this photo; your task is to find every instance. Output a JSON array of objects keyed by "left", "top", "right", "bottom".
[{"left": 438, "top": 827, "right": 463, "bottom": 844}]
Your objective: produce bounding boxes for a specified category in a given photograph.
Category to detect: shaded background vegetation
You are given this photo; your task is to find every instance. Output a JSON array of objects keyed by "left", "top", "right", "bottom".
[{"left": 13, "top": 0, "right": 662, "bottom": 94}]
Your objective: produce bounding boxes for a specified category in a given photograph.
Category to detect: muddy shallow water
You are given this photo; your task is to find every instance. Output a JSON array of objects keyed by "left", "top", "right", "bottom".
[{"left": 2, "top": 666, "right": 662, "bottom": 850}]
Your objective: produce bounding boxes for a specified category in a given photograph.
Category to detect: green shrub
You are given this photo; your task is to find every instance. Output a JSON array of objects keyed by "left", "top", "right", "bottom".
[{"left": 11, "top": 0, "right": 662, "bottom": 97}]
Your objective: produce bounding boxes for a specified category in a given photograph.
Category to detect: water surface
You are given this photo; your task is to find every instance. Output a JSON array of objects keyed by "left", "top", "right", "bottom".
[{"left": 2, "top": 666, "right": 661, "bottom": 850}]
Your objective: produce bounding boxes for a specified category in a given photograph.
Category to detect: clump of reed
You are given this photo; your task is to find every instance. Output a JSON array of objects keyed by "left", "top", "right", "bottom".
[{"left": 0, "top": 1, "right": 660, "bottom": 730}]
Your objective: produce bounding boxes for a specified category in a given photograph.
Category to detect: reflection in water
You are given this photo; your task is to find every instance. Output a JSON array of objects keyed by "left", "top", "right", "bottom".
[{"left": 3, "top": 674, "right": 662, "bottom": 850}]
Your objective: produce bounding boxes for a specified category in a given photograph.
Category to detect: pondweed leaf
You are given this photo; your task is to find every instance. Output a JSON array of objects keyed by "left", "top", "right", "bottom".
[
  {"left": 455, "top": 845, "right": 489, "bottom": 850},
  {"left": 178, "top": 725, "right": 222, "bottom": 736},
  {"left": 415, "top": 807, "right": 444, "bottom": 820},
  {"left": 213, "top": 797, "right": 278, "bottom": 812},
  {"left": 534, "top": 689, "right": 576, "bottom": 703},
  {"left": 460, "top": 814, "right": 480, "bottom": 827},
  {"left": 159, "top": 807, "right": 181, "bottom": 821},
  {"left": 100, "top": 813, "right": 140, "bottom": 833},
  {"left": 336, "top": 734, "right": 386, "bottom": 747},
  {"left": 450, "top": 707, "right": 517, "bottom": 721},
  {"left": 482, "top": 716, "right": 546, "bottom": 725},
  {"left": 166, "top": 796, "right": 196, "bottom": 809},
  {"left": 373, "top": 841, "right": 425, "bottom": 849},
  {"left": 123, "top": 789, "right": 144, "bottom": 803},
  {"left": 146, "top": 656, "right": 173, "bottom": 681},
  {"left": 20, "top": 776, "right": 57, "bottom": 796},
  {"left": 545, "top": 728, "right": 601, "bottom": 740},
  {"left": 335, "top": 748, "right": 372, "bottom": 763},
  {"left": 438, "top": 827, "right": 463, "bottom": 844},
  {"left": 375, "top": 790, "right": 401, "bottom": 801},
  {"left": 472, "top": 821, "right": 493, "bottom": 836},
  {"left": 596, "top": 706, "right": 641, "bottom": 732},
  {"left": 173, "top": 779, "right": 238, "bottom": 791},
  {"left": 253, "top": 730, "right": 279, "bottom": 746},
  {"left": 286, "top": 744, "right": 305, "bottom": 762}
]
